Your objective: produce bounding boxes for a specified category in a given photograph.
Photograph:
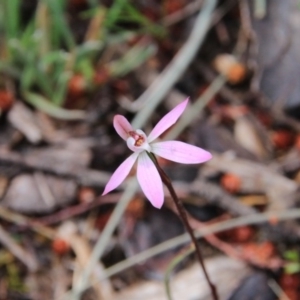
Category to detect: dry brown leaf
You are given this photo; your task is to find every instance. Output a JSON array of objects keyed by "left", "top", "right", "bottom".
[
  {"left": 2, "top": 173, "right": 77, "bottom": 213},
  {"left": 207, "top": 152, "right": 298, "bottom": 211},
  {"left": 25, "top": 144, "right": 92, "bottom": 174},
  {"left": 234, "top": 116, "right": 268, "bottom": 159},
  {"left": 8, "top": 101, "right": 42, "bottom": 144},
  {"left": 58, "top": 221, "right": 114, "bottom": 300},
  {"left": 251, "top": 0, "right": 300, "bottom": 109}
]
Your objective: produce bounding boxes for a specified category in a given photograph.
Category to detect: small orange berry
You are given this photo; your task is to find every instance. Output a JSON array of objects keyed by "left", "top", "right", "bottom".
[
  {"left": 126, "top": 197, "right": 144, "bottom": 219},
  {"left": 221, "top": 173, "right": 242, "bottom": 194},
  {"left": 78, "top": 187, "right": 96, "bottom": 204},
  {"left": 242, "top": 241, "right": 275, "bottom": 265},
  {"left": 68, "top": 74, "right": 86, "bottom": 97},
  {"left": 213, "top": 54, "right": 247, "bottom": 84},
  {"left": 232, "top": 226, "right": 254, "bottom": 243},
  {"left": 52, "top": 238, "right": 70, "bottom": 255},
  {"left": 227, "top": 64, "right": 247, "bottom": 84},
  {"left": 271, "top": 130, "right": 294, "bottom": 150},
  {"left": 0, "top": 90, "right": 14, "bottom": 111}
]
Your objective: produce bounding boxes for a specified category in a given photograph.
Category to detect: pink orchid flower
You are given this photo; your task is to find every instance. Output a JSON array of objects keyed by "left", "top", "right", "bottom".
[{"left": 102, "top": 98, "right": 212, "bottom": 209}]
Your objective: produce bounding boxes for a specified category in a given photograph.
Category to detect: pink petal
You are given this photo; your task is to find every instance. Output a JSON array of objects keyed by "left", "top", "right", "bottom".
[
  {"left": 147, "top": 98, "right": 189, "bottom": 143},
  {"left": 137, "top": 152, "right": 164, "bottom": 209},
  {"left": 102, "top": 152, "right": 139, "bottom": 195},
  {"left": 151, "top": 141, "right": 212, "bottom": 164},
  {"left": 113, "top": 115, "right": 133, "bottom": 140}
]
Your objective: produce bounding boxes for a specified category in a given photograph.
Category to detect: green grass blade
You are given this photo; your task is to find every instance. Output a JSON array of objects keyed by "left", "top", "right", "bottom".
[
  {"left": 42, "top": 0, "right": 75, "bottom": 50},
  {"left": 20, "top": 22, "right": 36, "bottom": 49},
  {"left": 109, "top": 43, "right": 156, "bottom": 77},
  {"left": 285, "top": 262, "right": 300, "bottom": 274},
  {"left": 23, "top": 92, "right": 86, "bottom": 120},
  {"left": 35, "top": 1, "right": 51, "bottom": 55},
  {"left": 52, "top": 71, "right": 72, "bottom": 106},
  {"left": 2, "top": 0, "right": 21, "bottom": 39},
  {"left": 105, "top": 0, "right": 127, "bottom": 28},
  {"left": 164, "top": 245, "right": 195, "bottom": 300},
  {"left": 75, "top": 41, "right": 103, "bottom": 60},
  {"left": 34, "top": 67, "right": 54, "bottom": 98},
  {"left": 20, "top": 64, "right": 36, "bottom": 91},
  {"left": 123, "top": 2, "right": 165, "bottom": 36}
]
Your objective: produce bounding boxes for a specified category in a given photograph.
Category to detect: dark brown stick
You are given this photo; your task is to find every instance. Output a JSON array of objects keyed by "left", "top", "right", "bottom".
[{"left": 149, "top": 153, "right": 218, "bottom": 300}]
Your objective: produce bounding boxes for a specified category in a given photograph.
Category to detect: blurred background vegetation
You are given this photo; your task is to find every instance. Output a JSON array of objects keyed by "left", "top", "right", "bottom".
[{"left": 0, "top": 0, "right": 161, "bottom": 118}]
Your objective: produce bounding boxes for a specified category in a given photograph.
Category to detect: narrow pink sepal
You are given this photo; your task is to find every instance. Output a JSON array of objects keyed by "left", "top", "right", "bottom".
[
  {"left": 102, "top": 152, "right": 139, "bottom": 195},
  {"left": 113, "top": 115, "right": 133, "bottom": 140},
  {"left": 137, "top": 152, "right": 164, "bottom": 209},
  {"left": 151, "top": 141, "right": 212, "bottom": 164},
  {"left": 147, "top": 98, "right": 189, "bottom": 143}
]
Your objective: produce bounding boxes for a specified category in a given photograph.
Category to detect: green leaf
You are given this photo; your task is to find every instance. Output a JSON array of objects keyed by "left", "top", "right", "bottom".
[
  {"left": 42, "top": 0, "right": 75, "bottom": 50},
  {"left": 284, "top": 250, "right": 300, "bottom": 261},
  {"left": 21, "top": 65, "right": 36, "bottom": 90},
  {"left": 35, "top": 69, "right": 54, "bottom": 98},
  {"left": 40, "top": 51, "right": 70, "bottom": 71},
  {"left": 109, "top": 43, "right": 156, "bottom": 77},
  {"left": 2, "top": 0, "right": 21, "bottom": 39},
  {"left": 104, "top": 0, "right": 165, "bottom": 37},
  {"left": 75, "top": 59, "right": 94, "bottom": 81},
  {"left": 75, "top": 41, "right": 103, "bottom": 60},
  {"left": 105, "top": 0, "right": 127, "bottom": 28},
  {"left": 20, "top": 22, "right": 36, "bottom": 47},
  {"left": 23, "top": 92, "right": 86, "bottom": 120},
  {"left": 52, "top": 71, "right": 72, "bottom": 106},
  {"left": 285, "top": 262, "right": 300, "bottom": 274}
]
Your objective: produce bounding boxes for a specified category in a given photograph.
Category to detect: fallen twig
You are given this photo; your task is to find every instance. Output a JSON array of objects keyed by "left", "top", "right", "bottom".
[
  {"left": 190, "top": 180, "right": 256, "bottom": 216},
  {"left": 0, "top": 206, "right": 55, "bottom": 239},
  {"left": 101, "top": 208, "right": 300, "bottom": 281},
  {"left": 0, "top": 148, "right": 110, "bottom": 187},
  {"left": 34, "top": 193, "right": 121, "bottom": 226},
  {"left": 0, "top": 224, "right": 39, "bottom": 271}
]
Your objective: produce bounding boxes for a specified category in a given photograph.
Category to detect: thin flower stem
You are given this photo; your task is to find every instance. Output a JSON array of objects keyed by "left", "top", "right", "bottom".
[{"left": 149, "top": 153, "right": 218, "bottom": 300}]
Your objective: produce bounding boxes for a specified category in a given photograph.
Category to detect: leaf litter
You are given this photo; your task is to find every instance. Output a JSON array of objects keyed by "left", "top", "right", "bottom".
[{"left": 1, "top": 0, "right": 300, "bottom": 299}]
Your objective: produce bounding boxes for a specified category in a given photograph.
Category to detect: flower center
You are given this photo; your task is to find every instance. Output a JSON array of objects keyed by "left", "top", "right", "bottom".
[{"left": 128, "top": 131, "right": 145, "bottom": 147}]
